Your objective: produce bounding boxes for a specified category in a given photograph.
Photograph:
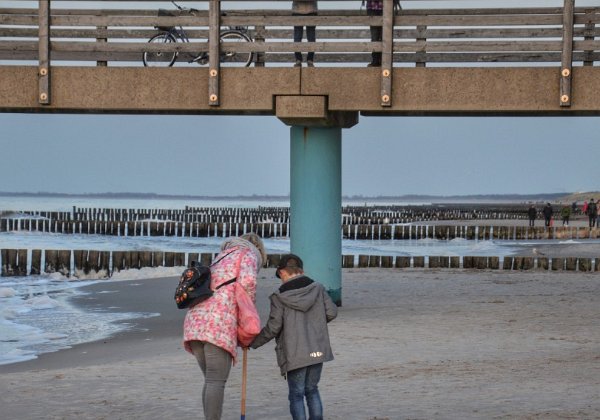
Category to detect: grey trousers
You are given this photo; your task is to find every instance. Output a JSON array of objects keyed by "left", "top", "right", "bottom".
[{"left": 189, "top": 341, "right": 233, "bottom": 420}]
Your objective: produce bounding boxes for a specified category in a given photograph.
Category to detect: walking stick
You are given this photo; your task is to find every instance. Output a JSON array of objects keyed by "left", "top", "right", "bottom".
[{"left": 241, "top": 347, "right": 248, "bottom": 420}]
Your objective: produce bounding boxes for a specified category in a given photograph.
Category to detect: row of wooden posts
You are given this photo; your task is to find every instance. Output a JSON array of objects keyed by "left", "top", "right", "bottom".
[
  {"left": 6, "top": 204, "right": 570, "bottom": 225},
  {"left": 2, "top": 217, "right": 600, "bottom": 240},
  {"left": 2, "top": 249, "right": 598, "bottom": 277}
]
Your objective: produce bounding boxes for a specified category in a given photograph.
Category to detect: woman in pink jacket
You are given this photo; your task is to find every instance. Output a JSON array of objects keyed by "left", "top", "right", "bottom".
[{"left": 183, "top": 233, "right": 266, "bottom": 420}]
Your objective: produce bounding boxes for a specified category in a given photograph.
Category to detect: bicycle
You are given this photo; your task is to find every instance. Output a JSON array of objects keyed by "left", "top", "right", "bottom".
[{"left": 143, "top": 1, "right": 253, "bottom": 67}]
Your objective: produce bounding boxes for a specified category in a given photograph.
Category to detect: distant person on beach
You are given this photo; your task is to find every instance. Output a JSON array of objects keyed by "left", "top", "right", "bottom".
[
  {"left": 587, "top": 199, "right": 597, "bottom": 228},
  {"left": 597, "top": 203, "right": 600, "bottom": 228},
  {"left": 250, "top": 254, "right": 337, "bottom": 420},
  {"left": 292, "top": 0, "right": 317, "bottom": 67},
  {"left": 543, "top": 203, "right": 553, "bottom": 227},
  {"left": 528, "top": 205, "right": 537, "bottom": 227},
  {"left": 183, "top": 233, "right": 266, "bottom": 420},
  {"left": 582, "top": 200, "right": 588, "bottom": 215},
  {"left": 572, "top": 201, "right": 578, "bottom": 215},
  {"left": 560, "top": 204, "right": 571, "bottom": 226}
]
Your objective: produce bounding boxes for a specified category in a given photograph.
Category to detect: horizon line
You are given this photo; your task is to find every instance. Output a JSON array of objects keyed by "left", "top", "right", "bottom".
[{"left": 0, "top": 191, "right": 582, "bottom": 200}]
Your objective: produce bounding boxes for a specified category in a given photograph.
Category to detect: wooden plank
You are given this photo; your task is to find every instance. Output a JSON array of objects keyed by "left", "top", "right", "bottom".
[
  {"left": 38, "top": 0, "right": 50, "bottom": 105},
  {"left": 560, "top": 0, "right": 575, "bottom": 107},
  {"left": 415, "top": 25, "right": 427, "bottom": 68},
  {"left": 0, "top": 11, "right": 580, "bottom": 29},
  {"left": 9, "top": 39, "right": 593, "bottom": 55},
  {"left": 342, "top": 255, "right": 354, "bottom": 268},
  {"left": 208, "top": 0, "right": 220, "bottom": 106},
  {"left": 27, "top": 249, "right": 41, "bottom": 275},
  {"left": 97, "top": 25, "right": 107, "bottom": 66},
  {"left": 254, "top": 25, "right": 266, "bottom": 67},
  {"left": 261, "top": 51, "right": 597, "bottom": 64},
  {"left": 395, "top": 256, "right": 410, "bottom": 268},
  {"left": 583, "top": 11, "right": 596, "bottom": 67},
  {"left": 3, "top": 7, "right": 588, "bottom": 18},
  {"left": 6, "top": 26, "right": 600, "bottom": 41},
  {"left": 380, "top": 0, "right": 393, "bottom": 107}
]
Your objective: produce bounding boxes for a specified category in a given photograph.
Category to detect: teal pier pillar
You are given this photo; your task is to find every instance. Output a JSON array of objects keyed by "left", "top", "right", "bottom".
[
  {"left": 276, "top": 95, "right": 358, "bottom": 306},
  {"left": 290, "top": 126, "right": 343, "bottom": 305}
]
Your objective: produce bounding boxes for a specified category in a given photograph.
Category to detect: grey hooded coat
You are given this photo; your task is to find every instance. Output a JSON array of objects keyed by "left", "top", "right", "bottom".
[{"left": 250, "top": 277, "right": 337, "bottom": 376}]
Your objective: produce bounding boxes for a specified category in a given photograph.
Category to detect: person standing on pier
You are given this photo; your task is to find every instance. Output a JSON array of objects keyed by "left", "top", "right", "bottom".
[
  {"left": 364, "top": 0, "right": 383, "bottom": 67},
  {"left": 543, "top": 203, "right": 553, "bottom": 227},
  {"left": 587, "top": 199, "right": 597, "bottom": 228},
  {"left": 251, "top": 254, "right": 337, "bottom": 420},
  {"left": 363, "top": 0, "right": 401, "bottom": 67},
  {"left": 183, "top": 233, "right": 267, "bottom": 420},
  {"left": 560, "top": 204, "right": 571, "bottom": 226},
  {"left": 527, "top": 204, "right": 537, "bottom": 227},
  {"left": 292, "top": 1, "right": 318, "bottom": 67}
]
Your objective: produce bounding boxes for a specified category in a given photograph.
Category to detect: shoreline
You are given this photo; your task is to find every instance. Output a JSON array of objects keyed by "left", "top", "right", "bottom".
[
  {"left": 1, "top": 269, "right": 599, "bottom": 419},
  {"left": 0, "top": 276, "right": 185, "bottom": 374}
]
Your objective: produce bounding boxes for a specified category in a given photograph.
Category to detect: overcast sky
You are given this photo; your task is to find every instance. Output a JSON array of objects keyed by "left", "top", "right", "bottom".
[{"left": 2, "top": 1, "right": 599, "bottom": 197}]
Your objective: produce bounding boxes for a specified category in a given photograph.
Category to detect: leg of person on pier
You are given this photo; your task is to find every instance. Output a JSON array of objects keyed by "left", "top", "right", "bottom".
[{"left": 293, "top": 23, "right": 304, "bottom": 66}]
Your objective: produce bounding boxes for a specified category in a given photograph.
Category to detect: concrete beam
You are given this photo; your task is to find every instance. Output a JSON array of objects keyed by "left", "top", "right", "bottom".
[
  {"left": 2, "top": 66, "right": 600, "bottom": 116},
  {"left": 302, "top": 67, "right": 600, "bottom": 116},
  {"left": 0, "top": 66, "right": 300, "bottom": 114},
  {"left": 276, "top": 95, "right": 358, "bottom": 128}
]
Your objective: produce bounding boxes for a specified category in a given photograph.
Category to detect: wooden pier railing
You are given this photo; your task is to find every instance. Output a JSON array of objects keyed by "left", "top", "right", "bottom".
[{"left": 1, "top": 2, "right": 598, "bottom": 67}]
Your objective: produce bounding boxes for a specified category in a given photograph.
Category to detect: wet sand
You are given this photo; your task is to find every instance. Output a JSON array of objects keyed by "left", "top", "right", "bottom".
[{"left": 1, "top": 267, "right": 599, "bottom": 420}]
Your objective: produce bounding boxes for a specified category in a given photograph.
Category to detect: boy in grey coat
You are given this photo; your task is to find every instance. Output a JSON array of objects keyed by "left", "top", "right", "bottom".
[{"left": 250, "top": 254, "right": 337, "bottom": 420}]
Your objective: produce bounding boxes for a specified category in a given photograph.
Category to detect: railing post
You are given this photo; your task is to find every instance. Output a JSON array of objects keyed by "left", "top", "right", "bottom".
[
  {"left": 208, "top": 0, "right": 221, "bottom": 106},
  {"left": 560, "top": 0, "right": 575, "bottom": 107},
  {"left": 583, "top": 10, "right": 596, "bottom": 67},
  {"left": 38, "top": 0, "right": 50, "bottom": 105},
  {"left": 97, "top": 25, "right": 107, "bottom": 67},
  {"left": 416, "top": 24, "right": 427, "bottom": 68},
  {"left": 254, "top": 25, "right": 266, "bottom": 67},
  {"left": 380, "top": 0, "right": 394, "bottom": 107}
]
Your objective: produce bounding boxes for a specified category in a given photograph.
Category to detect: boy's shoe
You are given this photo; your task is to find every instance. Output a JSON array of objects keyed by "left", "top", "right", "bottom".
[
  {"left": 294, "top": 60, "right": 302, "bottom": 67},
  {"left": 367, "top": 62, "right": 381, "bottom": 67},
  {"left": 307, "top": 60, "right": 314, "bottom": 67}
]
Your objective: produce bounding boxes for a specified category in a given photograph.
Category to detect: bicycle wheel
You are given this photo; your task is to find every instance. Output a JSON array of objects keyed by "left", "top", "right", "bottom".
[
  {"left": 219, "top": 31, "right": 253, "bottom": 67},
  {"left": 143, "top": 32, "right": 178, "bottom": 67}
]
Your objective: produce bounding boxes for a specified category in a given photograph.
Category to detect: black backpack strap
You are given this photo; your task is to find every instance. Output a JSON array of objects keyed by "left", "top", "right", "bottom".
[
  {"left": 215, "top": 277, "right": 237, "bottom": 290},
  {"left": 210, "top": 248, "right": 238, "bottom": 267}
]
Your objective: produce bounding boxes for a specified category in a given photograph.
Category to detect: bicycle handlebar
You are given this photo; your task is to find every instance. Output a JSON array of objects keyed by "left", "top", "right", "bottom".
[{"left": 171, "top": 1, "right": 199, "bottom": 14}]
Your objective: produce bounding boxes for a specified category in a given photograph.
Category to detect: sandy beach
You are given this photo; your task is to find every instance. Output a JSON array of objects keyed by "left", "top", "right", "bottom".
[{"left": 1, "top": 268, "right": 599, "bottom": 420}]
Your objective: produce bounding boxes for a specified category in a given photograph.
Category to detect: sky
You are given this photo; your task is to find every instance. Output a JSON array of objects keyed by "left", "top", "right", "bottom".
[{"left": 2, "top": 1, "right": 599, "bottom": 197}]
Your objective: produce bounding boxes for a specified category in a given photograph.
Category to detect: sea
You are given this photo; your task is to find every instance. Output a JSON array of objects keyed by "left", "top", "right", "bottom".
[{"left": 0, "top": 195, "right": 582, "bottom": 366}]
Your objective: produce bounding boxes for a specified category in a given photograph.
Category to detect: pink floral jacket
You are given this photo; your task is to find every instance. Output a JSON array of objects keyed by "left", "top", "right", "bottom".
[{"left": 183, "top": 246, "right": 258, "bottom": 362}]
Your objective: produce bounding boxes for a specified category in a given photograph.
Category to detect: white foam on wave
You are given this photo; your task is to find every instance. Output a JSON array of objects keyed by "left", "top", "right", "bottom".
[
  {"left": 0, "top": 287, "right": 16, "bottom": 298},
  {"left": 24, "top": 295, "right": 61, "bottom": 310},
  {"left": 110, "top": 266, "right": 184, "bottom": 281},
  {"left": 0, "top": 273, "right": 160, "bottom": 366}
]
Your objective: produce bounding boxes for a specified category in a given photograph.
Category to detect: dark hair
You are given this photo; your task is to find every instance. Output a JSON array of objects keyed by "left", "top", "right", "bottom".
[{"left": 282, "top": 266, "right": 303, "bottom": 276}]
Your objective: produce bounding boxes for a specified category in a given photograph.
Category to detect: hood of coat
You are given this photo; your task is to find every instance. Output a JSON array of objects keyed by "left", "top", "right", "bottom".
[{"left": 274, "top": 277, "right": 321, "bottom": 313}]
